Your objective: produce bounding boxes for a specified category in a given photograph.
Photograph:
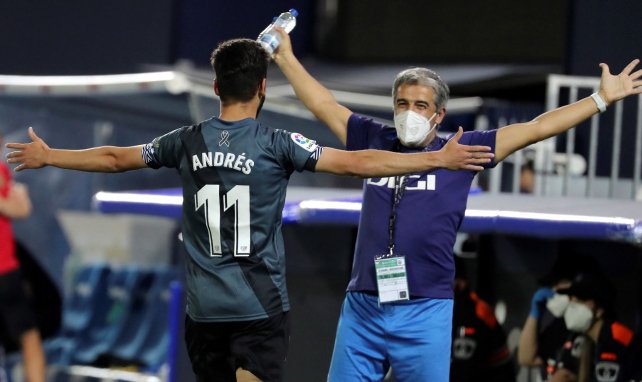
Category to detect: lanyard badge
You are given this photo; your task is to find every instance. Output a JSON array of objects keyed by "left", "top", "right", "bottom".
[
  {"left": 374, "top": 174, "right": 410, "bottom": 303},
  {"left": 375, "top": 254, "right": 409, "bottom": 303}
]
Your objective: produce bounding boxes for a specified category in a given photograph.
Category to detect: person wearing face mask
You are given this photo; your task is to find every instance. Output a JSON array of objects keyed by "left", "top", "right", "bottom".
[
  {"left": 272, "top": 26, "right": 642, "bottom": 382},
  {"left": 547, "top": 272, "right": 635, "bottom": 382},
  {"left": 5, "top": 38, "right": 495, "bottom": 382},
  {"left": 518, "top": 258, "right": 576, "bottom": 379},
  {"left": 393, "top": 110, "right": 439, "bottom": 147}
]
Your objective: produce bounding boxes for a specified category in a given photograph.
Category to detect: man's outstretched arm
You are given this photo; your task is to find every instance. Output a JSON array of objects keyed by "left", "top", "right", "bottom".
[
  {"left": 273, "top": 27, "right": 352, "bottom": 145},
  {"left": 6, "top": 127, "right": 147, "bottom": 172},
  {"left": 316, "top": 127, "right": 493, "bottom": 177},
  {"left": 495, "top": 59, "right": 642, "bottom": 163}
]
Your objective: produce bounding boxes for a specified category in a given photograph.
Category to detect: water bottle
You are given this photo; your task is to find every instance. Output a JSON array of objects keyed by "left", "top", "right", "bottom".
[{"left": 257, "top": 9, "right": 298, "bottom": 55}]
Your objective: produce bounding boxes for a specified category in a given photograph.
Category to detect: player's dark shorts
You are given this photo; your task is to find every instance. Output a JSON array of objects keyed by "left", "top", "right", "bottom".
[
  {"left": 185, "top": 311, "right": 290, "bottom": 382},
  {"left": 0, "top": 269, "right": 38, "bottom": 345}
]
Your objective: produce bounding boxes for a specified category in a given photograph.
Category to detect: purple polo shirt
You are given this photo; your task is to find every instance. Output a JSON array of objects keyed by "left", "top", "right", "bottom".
[{"left": 346, "top": 114, "right": 497, "bottom": 299}]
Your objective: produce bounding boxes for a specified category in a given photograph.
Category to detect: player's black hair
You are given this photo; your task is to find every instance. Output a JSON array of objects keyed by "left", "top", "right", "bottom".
[{"left": 211, "top": 39, "right": 269, "bottom": 103}]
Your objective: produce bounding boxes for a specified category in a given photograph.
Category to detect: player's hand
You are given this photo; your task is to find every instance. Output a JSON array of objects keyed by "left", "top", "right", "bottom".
[
  {"left": 599, "top": 59, "right": 642, "bottom": 105},
  {"left": 440, "top": 127, "right": 494, "bottom": 171},
  {"left": 5, "top": 127, "right": 50, "bottom": 171}
]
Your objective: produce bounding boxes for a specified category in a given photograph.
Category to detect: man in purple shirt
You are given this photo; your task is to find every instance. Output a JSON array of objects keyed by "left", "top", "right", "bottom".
[{"left": 273, "top": 28, "right": 642, "bottom": 382}]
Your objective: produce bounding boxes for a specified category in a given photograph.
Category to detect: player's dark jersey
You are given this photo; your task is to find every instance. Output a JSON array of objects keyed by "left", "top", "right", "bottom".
[
  {"left": 143, "top": 117, "right": 321, "bottom": 322},
  {"left": 451, "top": 288, "right": 515, "bottom": 382},
  {"left": 624, "top": 334, "right": 642, "bottom": 381},
  {"left": 535, "top": 311, "right": 571, "bottom": 380},
  {"left": 552, "top": 320, "right": 633, "bottom": 382}
]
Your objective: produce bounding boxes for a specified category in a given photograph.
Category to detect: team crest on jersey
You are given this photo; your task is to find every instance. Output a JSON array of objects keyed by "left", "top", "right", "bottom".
[
  {"left": 290, "top": 133, "right": 318, "bottom": 152},
  {"left": 595, "top": 361, "right": 619, "bottom": 382}
]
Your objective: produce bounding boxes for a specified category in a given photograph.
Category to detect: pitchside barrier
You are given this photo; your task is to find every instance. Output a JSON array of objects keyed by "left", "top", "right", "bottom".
[{"left": 1, "top": 69, "right": 639, "bottom": 199}]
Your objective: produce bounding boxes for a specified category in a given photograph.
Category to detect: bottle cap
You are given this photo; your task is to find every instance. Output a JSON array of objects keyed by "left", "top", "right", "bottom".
[{"left": 289, "top": 9, "right": 298, "bottom": 17}]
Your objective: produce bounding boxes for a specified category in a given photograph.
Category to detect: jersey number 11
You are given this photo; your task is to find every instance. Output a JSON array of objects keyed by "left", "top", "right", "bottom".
[{"left": 195, "top": 185, "right": 251, "bottom": 257}]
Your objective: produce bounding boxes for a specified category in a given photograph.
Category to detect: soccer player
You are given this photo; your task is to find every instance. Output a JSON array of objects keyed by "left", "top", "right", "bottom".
[
  {"left": 5, "top": 38, "right": 493, "bottom": 382},
  {"left": 272, "top": 26, "right": 642, "bottom": 382},
  {"left": 0, "top": 133, "right": 45, "bottom": 382}
]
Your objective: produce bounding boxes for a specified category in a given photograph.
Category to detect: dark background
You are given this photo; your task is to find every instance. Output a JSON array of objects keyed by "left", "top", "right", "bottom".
[
  {"left": 1, "top": 1, "right": 642, "bottom": 381},
  {"left": 1, "top": 0, "right": 641, "bottom": 77}
]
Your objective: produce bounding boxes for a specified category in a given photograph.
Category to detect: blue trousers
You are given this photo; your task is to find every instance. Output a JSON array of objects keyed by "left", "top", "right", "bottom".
[{"left": 328, "top": 292, "right": 453, "bottom": 382}]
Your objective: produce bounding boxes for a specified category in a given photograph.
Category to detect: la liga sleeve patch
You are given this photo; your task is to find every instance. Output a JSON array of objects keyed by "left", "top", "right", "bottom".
[{"left": 290, "top": 132, "right": 319, "bottom": 152}]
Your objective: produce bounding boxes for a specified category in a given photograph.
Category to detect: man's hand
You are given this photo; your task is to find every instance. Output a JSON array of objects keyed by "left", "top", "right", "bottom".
[
  {"left": 5, "top": 127, "right": 50, "bottom": 171},
  {"left": 272, "top": 26, "right": 294, "bottom": 61},
  {"left": 439, "top": 127, "right": 494, "bottom": 171},
  {"left": 529, "top": 287, "right": 555, "bottom": 319},
  {"left": 599, "top": 58, "right": 642, "bottom": 105}
]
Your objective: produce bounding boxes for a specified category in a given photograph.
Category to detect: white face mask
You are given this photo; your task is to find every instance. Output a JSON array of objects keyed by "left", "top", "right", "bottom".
[
  {"left": 546, "top": 293, "right": 570, "bottom": 318},
  {"left": 393, "top": 111, "right": 437, "bottom": 147},
  {"left": 564, "top": 301, "right": 594, "bottom": 332}
]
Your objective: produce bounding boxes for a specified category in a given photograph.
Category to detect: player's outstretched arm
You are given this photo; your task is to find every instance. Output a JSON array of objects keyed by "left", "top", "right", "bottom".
[
  {"left": 273, "top": 27, "right": 352, "bottom": 145},
  {"left": 6, "top": 127, "right": 148, "bottom": 173},
  {"left": 495, "top": 59, "right": 642, "bottom": 163},
  {"left": 315, "top": 127, "right": 493, "bottom": 177}
]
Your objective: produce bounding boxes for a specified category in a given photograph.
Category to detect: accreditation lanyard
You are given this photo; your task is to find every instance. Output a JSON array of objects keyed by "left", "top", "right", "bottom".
[{"left": 374, "top": 174, "right": 410, "bottom": 303}]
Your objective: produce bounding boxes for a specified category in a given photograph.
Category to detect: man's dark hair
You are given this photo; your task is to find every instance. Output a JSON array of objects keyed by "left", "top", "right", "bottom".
[{"left": 211, "top": 38, "right": 269, "bottom": 103}]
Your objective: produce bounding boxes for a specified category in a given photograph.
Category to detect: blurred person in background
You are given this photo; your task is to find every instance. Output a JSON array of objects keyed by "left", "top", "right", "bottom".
[
  {"left": 4, "top": 38, "right": 492, "bottom": 382},
  {"left": 519, "top": 159, "right": 535, "bottom": 194},
  {"left": 0, "top": 132, "right": 45, "bottom": 382},
  {"left": 518, "top": 255, "right": 576, "bottom": 379},
  {"left": 450, "top": 253, "right": 515, "bottom": 382},
  {"left": 545, "top": 272, "right": 636, "bottom": 382},
  {"left": 273, "top": 25, "right": 642, "bottom": 382}
]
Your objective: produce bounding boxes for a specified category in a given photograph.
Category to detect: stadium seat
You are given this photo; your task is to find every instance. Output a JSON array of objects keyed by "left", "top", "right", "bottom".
[
  {"left": 44, "top": 263, "right": 112, "bottom": 365},
  {"left": 108, "top": 266, "right": 179, "bottom": 370},
  {"left": 71, "top": 266, "right": 152, "bottom": 365}
]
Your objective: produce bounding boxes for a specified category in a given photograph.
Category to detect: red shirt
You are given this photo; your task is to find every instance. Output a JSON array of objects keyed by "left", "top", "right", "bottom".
[{"left": 0, "top": 162, "right": 19, "bottom": 274}]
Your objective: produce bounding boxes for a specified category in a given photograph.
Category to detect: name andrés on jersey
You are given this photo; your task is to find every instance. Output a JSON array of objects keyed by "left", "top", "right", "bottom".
[{"left": 192, "top": 151, "right": 254, "bottom": 174}]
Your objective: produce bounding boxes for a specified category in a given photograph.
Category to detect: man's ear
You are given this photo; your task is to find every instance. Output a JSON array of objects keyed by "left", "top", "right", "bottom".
[
  {"left": 259, "top": 78, "right": 267, "bottom": 97},
  {"left": 213, "top": 79, "right": 220, "bottom": 96},
  {"left": 435, "top": 107, "right": 447, "bottom": 125}
]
